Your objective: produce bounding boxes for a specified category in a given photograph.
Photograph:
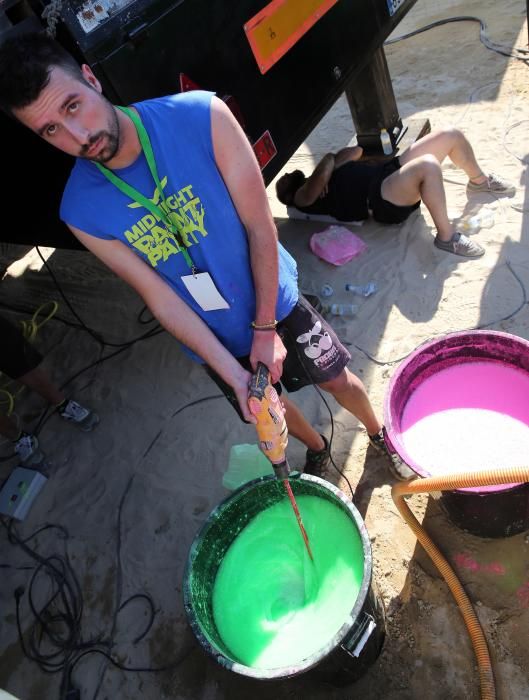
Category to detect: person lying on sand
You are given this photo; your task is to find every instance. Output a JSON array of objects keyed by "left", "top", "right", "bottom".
[{"left": 276, "top": 128, "right": 515, "bottom": 259}]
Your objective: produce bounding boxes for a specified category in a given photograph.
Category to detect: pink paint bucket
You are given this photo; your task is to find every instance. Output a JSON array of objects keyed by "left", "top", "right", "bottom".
[{"left": 384, "top": 330, "right": 529, "bottom": 538}]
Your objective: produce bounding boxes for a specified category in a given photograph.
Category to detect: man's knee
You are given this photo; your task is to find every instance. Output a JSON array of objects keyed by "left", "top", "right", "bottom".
[{"left": 318, "top": 367, "right": 359, "bottom": 394}]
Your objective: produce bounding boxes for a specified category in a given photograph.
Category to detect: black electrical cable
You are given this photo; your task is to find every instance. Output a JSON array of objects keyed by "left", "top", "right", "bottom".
[
  {"left": 1, "top": 468, "right": 196, "bottom": 700},
  {"left": 4, "top": 389, "right": 226, "bottom": 694},
  {"left": 309, "top": 382, "right": 354, "bottom": 500},
  {"left": 68, "top": 644, "right": 193, "bottom": 676},
  {"left": 385, "top": 16, "right": 529, "bottom": 66},
  {"left": 0, "top": 518, "right": 92, "bottom": 685},
  {"left": 138, "top": 305, "right": 157, "bottom": 325},
  {"left": 171, "top": 394, "right": 224, "bottom": 418},
  {"left": 141, "top": 394, "right": 224, "bottom": 459}
]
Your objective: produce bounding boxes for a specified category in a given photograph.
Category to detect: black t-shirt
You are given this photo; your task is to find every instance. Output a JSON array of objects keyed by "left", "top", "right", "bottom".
[{"left": 295, "top": 160, "right": 386, "bottom": 221}]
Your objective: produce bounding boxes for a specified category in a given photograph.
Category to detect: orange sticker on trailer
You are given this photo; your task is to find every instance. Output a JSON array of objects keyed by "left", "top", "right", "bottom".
[{"left": 244, "top": 0, "right": 339, "bottom": 75}]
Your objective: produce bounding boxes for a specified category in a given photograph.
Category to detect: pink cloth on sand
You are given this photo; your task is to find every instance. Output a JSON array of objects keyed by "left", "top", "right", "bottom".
[{"left": 309, "top": 225, "right": 367, "bottom": 266}]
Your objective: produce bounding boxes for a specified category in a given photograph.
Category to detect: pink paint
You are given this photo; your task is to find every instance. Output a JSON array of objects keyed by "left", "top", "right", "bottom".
[
  {"left": 484, "top": 562, "right": 506, "bottom": 576},
  {"left": 399, "top": 362, "right": 529, "bottom": 492},
  {"left": 454, "top": 553, "right": 480, "bottom": 572},
  {"left": 453, "top": 553, "right": 506, "bottom": 576}
]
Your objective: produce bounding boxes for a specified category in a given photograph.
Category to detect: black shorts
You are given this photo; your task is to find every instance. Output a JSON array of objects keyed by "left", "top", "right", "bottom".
[
  {"left": 0, "top": 316, "right": 42, "bottom": 379},
  {"left": 368, "top": 157, "right": 421, "bottom": 224},
  {"left": 206, "top": 295, "right": 351, "bottom": 421}
]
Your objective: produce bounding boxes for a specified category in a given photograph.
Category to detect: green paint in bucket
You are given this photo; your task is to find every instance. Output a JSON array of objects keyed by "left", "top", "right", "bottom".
[
  {"left": 184, "top": 475, "right": 384, "bottom": 683},
  {"left": 213, "top": 495, "right": 364, "bottom": 668}
]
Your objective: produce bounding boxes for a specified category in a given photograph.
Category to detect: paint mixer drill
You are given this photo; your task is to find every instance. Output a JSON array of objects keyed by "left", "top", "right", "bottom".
[
  {"left": 248, "top": 361, "right": 290, "bottom": 479},
  {"left": 248, "top": 362, "right": 313, "bottom": 559}
]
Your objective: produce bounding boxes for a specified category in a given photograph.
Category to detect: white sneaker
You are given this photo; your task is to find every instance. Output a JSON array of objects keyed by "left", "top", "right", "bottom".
[
  {"left": 14, "top": 433, "right": 44, "bottom": 466},
  {"left": 58, "top": 400, "right": 100, "bottom": 432}
]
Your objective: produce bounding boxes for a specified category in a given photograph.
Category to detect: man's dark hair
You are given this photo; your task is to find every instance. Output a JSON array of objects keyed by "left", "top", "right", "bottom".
[
  {"left": 0, "top": 32, "right": 84, "bottom": 114},
  {"left": 275, "top": 170, "right": 306, "bottom": 206}
]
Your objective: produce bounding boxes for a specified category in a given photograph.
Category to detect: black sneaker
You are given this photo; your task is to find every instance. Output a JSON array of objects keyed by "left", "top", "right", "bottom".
[
  {"left": 304, "top": 435, "right": 330, "bottom": 478},
  {"left": 368, "top": 429, "right": 415, "bottom": 481}
]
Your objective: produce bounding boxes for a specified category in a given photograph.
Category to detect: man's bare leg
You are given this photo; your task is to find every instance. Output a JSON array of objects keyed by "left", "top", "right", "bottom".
[
  {"left": 317, "top": 368, "right": 382, "bottom": 437},
  {"left": 282, "top": 395, "right": 325, "bottom": 451},
  {"left": 282, "top": 366, "right": 383, "bottom": 450}
]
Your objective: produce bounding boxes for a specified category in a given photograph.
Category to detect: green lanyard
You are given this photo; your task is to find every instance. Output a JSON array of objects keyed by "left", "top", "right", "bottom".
[{"left": 95, "top": 106, "right": 196, "bottom": 273}]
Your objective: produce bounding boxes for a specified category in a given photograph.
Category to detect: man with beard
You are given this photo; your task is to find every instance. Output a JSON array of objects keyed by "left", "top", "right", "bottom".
[{"left": 0, "top": 32, "right": 412, "bottom": 480}]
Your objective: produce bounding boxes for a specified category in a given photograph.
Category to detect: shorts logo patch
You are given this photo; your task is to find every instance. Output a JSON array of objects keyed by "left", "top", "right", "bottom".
[{"left": 296, "top": 321, "right": 333, "bottom": 360}]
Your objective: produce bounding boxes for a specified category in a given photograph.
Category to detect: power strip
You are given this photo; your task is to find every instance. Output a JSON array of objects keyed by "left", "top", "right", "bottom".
[{"left": 0, "top": 467, "right": 47, "bottom": 520}]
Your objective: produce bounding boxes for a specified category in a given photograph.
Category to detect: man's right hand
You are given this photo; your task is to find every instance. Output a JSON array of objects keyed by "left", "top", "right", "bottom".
[
  {"left": 249, "top": 330, "right": 286, "bottom": 385},
  {"left": 230, "top": 365, "right": 257, "bottom": 424}
]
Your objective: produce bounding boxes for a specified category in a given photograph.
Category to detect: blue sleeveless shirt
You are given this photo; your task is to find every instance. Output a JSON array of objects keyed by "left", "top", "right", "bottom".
[{"left": 60, "top": 91, "right": 298, "bottom": 360}]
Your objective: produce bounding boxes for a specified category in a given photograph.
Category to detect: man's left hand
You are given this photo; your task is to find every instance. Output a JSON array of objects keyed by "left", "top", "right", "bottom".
[{"left": 249, "top": 331, "right": 287, "bottom": 383}]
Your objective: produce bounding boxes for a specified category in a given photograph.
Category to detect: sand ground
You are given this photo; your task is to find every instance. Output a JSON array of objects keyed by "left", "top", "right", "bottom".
[{"left": 1, "top": 1, "right": 529, "bottom": 698}]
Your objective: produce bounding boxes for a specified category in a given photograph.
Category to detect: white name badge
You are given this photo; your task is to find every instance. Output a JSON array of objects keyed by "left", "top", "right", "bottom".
[{"left": 181, "top": 272, "right": 230, "bottom": 311}]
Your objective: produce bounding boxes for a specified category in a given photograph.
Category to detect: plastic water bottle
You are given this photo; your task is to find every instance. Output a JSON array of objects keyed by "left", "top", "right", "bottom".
[
  {"left": 460, "top": 215, "right": 481, "bottom": 234},
  {"left": 345, "top": 281, "right": 378, "bottom": 297},
  {"left": 460, "top": 209, "right": 495, "bottom": 233},
  {"left": 328, "top": 303, "right": 357, "bottom": 317},
  {"left": 479, "top": 208, "right": 495, "bottom": 228},
  {"left": 320, "top": 283, "right": 334, "bottom": 297},
  {"left": 380, "top": 128, "right": 393, "bottom": 156}
]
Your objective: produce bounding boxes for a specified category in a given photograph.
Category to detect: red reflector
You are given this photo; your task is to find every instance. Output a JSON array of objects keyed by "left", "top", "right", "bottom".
[
  {"left": 179, "top": 73, "right": 202, "bottom": 92},
  {"left": 253, "top": 131, "right": 277, "bottom": 169}
]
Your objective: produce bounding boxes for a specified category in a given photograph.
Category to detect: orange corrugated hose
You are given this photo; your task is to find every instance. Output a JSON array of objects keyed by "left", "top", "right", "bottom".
[{"left": 392, "top": 467, "right": 529, "bottom": 700}]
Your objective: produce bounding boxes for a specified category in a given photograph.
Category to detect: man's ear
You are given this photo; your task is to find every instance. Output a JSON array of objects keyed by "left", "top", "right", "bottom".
[{"left": 81, "top": 64, "right": 102, "bottom": 93}]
